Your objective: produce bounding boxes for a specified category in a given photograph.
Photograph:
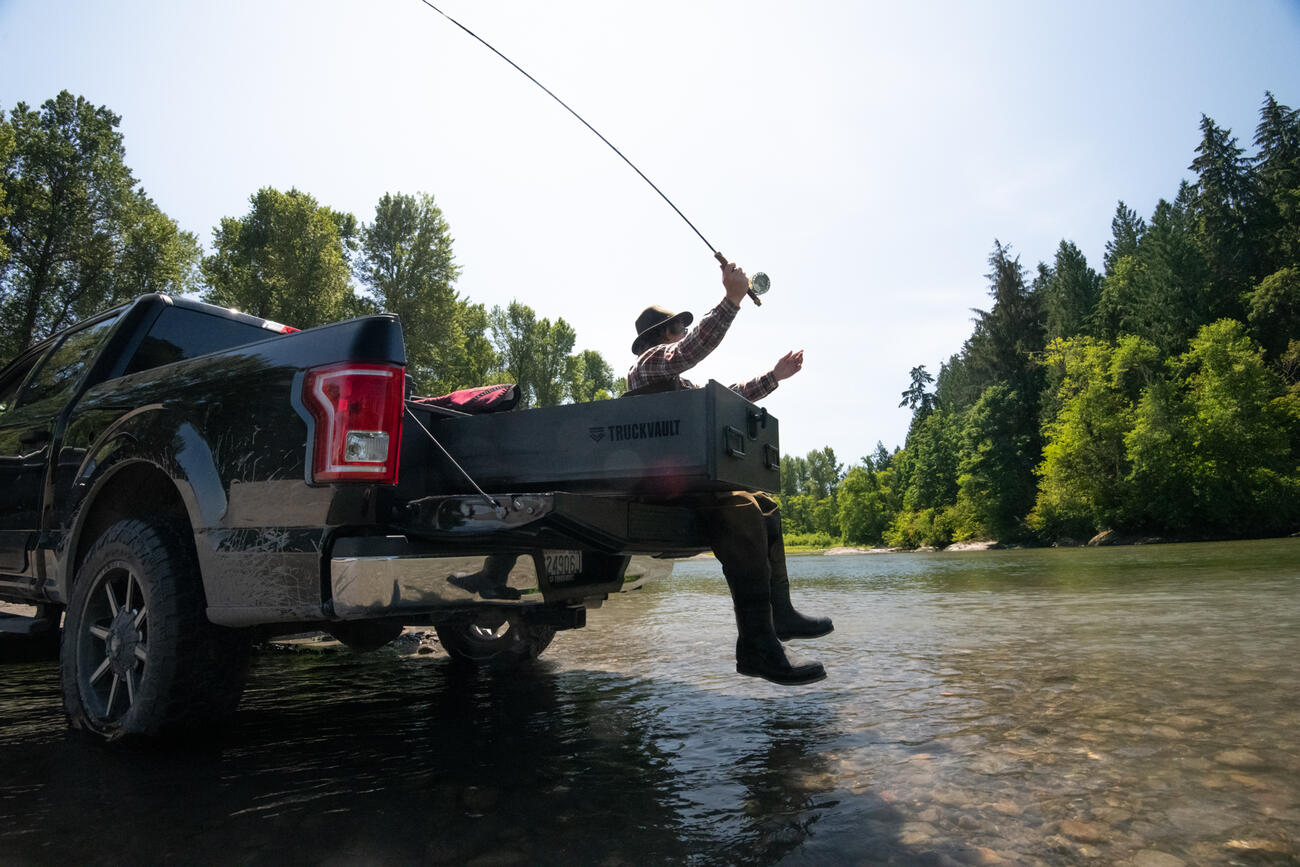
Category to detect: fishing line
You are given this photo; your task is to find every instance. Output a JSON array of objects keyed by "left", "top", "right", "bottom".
[{"left": 414, "top": 0, "right": 768, "bottom": 302}]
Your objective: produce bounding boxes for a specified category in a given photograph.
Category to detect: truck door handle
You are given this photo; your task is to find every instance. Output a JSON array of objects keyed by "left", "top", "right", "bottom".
[{"left": 19, "top": 428, "right": 51, "bottom": 446}]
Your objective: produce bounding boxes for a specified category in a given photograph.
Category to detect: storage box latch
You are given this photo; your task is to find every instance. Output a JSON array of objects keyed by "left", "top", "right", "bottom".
[
  {"left": 724, "top": 425, "right": 746, "bottom": 458},
  {"left": 746, "top": 407, "right": 768, "bottom": 439}
]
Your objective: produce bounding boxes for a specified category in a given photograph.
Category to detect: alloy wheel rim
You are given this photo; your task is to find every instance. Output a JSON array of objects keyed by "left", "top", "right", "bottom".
[{"left": 80, "top": 564, "right": 149, "bottom": 723}]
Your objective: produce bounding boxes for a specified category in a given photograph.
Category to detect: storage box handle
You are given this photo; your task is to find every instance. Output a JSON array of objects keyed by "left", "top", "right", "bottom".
[
  {"left": 764, "top": 443, "right": 780, "bottom": 470},
  {"left": 724, "top": 425, "right": 746, "bottom": 458}
]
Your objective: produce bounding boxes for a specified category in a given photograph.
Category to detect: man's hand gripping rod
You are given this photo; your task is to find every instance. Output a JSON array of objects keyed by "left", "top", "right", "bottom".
[{"left": 714, "top": 251, "right": 770, "bottom": 306}]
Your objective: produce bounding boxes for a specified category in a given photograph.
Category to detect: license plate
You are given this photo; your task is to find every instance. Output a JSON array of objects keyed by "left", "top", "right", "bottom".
[{"left": 544, "top": 549, "right": 582, "bottom": 581}]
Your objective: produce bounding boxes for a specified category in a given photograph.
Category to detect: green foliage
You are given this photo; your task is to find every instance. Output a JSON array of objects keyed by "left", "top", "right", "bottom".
[
  {"left": 956, "top": 383, "right": 1040, "bottom": 540},
  {"left": 900, "top": 408, "right": 961, "bottom": 511},
  {"left": 1103, "top": 201, "right": 1146, "bottom": 277},
  {"left": 1246, "top": 266, "right": 1300, "bottom": 361},
  {"left": 837, "top": 463, "right": 900, "bottom": 546},
  {"left": 201, "top": 187, "right": 355, "bottom": 328},
  {"left": 1039, "top": 240, "right": 1102, "bottom": 343},
  {"left": 1028, "top": 335, "right": 1160, "bottom": 538},
  {"left": 568, "top": 349, "right": 624, "bottom": 402},
  {"left": 965, "top": 241, "right": 1045, "bottom": 395},
  {"left": 782, "top": 531, "right": 837, "bottom": 550},
  {"left": 1252, "top": 93, "right": 1300, "bottom": 273},
  {"left": 353, "top": 191, "right": 490, "bottom": 395},
  {"left": 0, "top": 120, "right": 12, "bottom": 265},
  {"left": 1127, "top": 320, "right": 1299, "bottom": 534},
  {"left": 1094, "top": 186, "right": 1210, "bottom": 353},
  {"left": 486, "top": 301, "right": 616, "bottom": 407},
  {"left": 0, "top": 91, "right": 199, "bottom": 359},
  {"left": 1189, "top": 114, "right": 1256, "bottom": 319}
]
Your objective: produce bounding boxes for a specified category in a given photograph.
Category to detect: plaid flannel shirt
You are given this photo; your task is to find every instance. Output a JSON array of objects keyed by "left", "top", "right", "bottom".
[{"left": 626, "top": 298, "right": 779, "bottom": 401}]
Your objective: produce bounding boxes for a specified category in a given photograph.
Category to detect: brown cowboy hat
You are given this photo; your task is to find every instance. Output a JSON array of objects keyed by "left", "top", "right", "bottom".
[{"left": 632, "top": 305, "right": 693, "bottom": 354}]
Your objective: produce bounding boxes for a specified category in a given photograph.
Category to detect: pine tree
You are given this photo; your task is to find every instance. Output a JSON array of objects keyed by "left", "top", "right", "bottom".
[
  {"left": 1189, "top": 114, "right": 1255, "bottom": 321},
  {"left": 1103, "top": 201, "right": 1146, "bottom": 277}
]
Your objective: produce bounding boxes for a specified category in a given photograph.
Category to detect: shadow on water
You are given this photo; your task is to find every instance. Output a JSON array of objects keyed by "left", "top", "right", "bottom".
[{"left": 0, "top": 649, "right": 913, "bottom": 866}]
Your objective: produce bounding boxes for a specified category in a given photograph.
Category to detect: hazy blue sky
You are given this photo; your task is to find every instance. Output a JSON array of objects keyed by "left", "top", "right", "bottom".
[{"left": 2, "top": 0, "right": 1297, "bottom": 459}]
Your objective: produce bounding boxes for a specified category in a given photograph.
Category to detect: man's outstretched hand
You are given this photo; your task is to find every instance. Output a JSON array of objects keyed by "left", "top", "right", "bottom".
[{"left": 774, "top": 350, "right": 804, "bottom": 382}]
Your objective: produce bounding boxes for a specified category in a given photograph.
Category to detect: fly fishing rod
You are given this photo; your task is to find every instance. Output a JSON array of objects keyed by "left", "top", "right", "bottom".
[{"left": 415, "top": 0, "right": 770, "bottom": 305}]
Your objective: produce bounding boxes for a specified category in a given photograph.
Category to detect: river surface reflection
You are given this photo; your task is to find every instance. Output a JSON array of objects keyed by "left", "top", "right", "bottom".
[{"left": 2, "top": 539, "right": 1298, "bottom": 865}]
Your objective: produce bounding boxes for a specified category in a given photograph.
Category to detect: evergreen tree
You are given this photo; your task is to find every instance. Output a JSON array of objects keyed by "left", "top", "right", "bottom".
[
  {"left": 1095, "top": 186, "right": 1208, "bottom": 354},
  {"left": 899, "top": 364, "right": 936, "bottom": 414},
  {"left": 1252, "top": 92, "right": 1300, "bottom": 273},
  {"left": 964, "top": 241, "right": 1045, "bottom": 395},
  {"left": 1040, "top": 240, "right": 1102, "bottom": 342},
  {"left": 1189, "top": 114, "right": 1255, "bottom": 321},
  {"left": 1103, "top": 201, "right": 1146, "bottom": 277},
  {"left": 956, "top": 383, "right": 1040, "bottom": 540}
]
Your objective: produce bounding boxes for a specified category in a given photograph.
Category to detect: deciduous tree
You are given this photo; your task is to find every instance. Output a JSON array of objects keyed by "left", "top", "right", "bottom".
[
  {"left": 201, "top": 187, "right": 355, "bottom": 328},
  {"left": 1, "top": 91, "right": 198, "bottom": 359}
]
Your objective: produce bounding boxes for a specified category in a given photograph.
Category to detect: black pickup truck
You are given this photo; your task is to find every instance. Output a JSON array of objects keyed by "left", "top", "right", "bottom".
[{"left": 0, "top": 294, "right": 781, "bottom": 740}]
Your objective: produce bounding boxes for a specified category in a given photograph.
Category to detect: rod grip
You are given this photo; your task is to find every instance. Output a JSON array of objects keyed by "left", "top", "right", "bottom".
[{"left": 714, "top": 251, "right": 763, "bottom": 306}]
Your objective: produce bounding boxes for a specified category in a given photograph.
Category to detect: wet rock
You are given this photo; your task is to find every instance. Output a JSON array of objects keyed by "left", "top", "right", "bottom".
[
  {"left": 1224, "top": 838, "right": 1291, "bottom": 854},
  {"left": 954, "top": 846, "right": 1010, "bottom": 865},
  {"left": 917, "top": 806, "right": 942, "bottom": 823},
  {"left": 1059, "top": 819, "right": 1108, "bottom": 843},
  {"left": 956, "top": 814, "right": 980, "bottom": 831},
  {"left": 1128, "top": 850, "right": 1184, "bottom": 867},
  {"left": 1166, "top": 805, "right": 1242, "bottom": 836},
  {"left": 1090, "top": 806, "right": 1131, "bottom": 824},
  {"left": 989, "top": 799, "right": 1024, "bottom": 816},
  {"left": 1214, "top": 748, "right": 1266, "bottom": 768},
  {"left": 899, "top": 822, "right": 939, "bottom": 845}
]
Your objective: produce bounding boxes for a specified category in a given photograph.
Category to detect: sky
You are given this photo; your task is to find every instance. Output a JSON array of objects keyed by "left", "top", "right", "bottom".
[{"left": 2, "top": 0, "right": 1297, "bottom": 461}]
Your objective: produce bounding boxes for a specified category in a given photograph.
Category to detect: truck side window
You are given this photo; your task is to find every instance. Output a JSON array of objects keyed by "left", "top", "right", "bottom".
[
  {"left": 124, "top": 307, "right": 273, "bottom": 375},
  {"left": 18, "top": 315, "right": 122, "bottom": 409},
  {"left": 0, "top": 354, "right": 43, "bottom": 416}
]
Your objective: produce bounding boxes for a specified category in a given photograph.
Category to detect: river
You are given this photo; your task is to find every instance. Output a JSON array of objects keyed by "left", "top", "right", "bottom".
[{"left": 1, "top": 539, "right": 1297, "bottom": 865}]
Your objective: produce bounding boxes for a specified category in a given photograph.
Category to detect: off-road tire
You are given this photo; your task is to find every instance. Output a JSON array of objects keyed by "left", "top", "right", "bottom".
[
  {"left": 327, "top": 620, "right": 405, "bottom": 652},
  {"left": 435, "top": 613, "right": 555, "bottom": 667},
  {"left": 61, "top": 518, "right": 252, "bottom": 740}
]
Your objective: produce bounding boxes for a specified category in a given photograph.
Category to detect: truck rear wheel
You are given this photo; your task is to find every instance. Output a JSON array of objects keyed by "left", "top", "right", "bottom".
[
  {"left": 435, "top": 612, "right": 555, "bottom": 666},
  {"left": 61, "top": 519, "right": 251, "bottom": 740}
]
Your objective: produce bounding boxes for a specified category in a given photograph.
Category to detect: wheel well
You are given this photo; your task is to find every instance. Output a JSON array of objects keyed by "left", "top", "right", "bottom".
[{"left": 74, "top": 463, "right": 193, "bottom": 573}]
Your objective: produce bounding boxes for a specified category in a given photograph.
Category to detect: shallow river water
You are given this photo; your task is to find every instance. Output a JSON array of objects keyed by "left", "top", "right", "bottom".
[{"left": 2, "top": 539, "right": 1298, "bottom": 865}]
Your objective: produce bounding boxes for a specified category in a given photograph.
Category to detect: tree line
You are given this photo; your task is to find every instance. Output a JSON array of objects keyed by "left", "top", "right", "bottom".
[
  {"left": 781, "top": 92, "right": 1300, "bottom": 547},
  {"left": 0, "top": 91, "right": 622, "bottom": 406}
]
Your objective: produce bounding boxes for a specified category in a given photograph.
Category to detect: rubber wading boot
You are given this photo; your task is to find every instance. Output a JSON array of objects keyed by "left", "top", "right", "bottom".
[
  {"left": 766, "top": 526, "right": 834, "bottom": 640},
  {"left": 770, "top": 575, "right": 834, "bottom": 640},
  {"left": 734, "top": 602, "right": 826, "bottom": 686}
]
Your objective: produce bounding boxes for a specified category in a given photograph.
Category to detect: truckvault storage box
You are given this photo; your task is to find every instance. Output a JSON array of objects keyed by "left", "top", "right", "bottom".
[{"left": 409, "top": 380, "right": 780, "bottom": 495}]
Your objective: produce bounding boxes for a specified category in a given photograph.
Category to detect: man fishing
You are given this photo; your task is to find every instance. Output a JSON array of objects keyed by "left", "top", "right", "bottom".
[{"left": 628, "top": 261, "right": 833, "bottom": 686}]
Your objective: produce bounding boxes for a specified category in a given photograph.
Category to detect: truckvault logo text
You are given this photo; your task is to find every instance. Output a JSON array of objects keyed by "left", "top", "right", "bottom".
[{"left": 589, "top": 418, "right": 682, "bottom": 443}]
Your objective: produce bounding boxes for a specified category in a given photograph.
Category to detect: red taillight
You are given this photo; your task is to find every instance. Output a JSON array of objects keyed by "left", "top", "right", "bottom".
[{"left": 303, "top": 363, "right": 405, "bottom": 483}]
